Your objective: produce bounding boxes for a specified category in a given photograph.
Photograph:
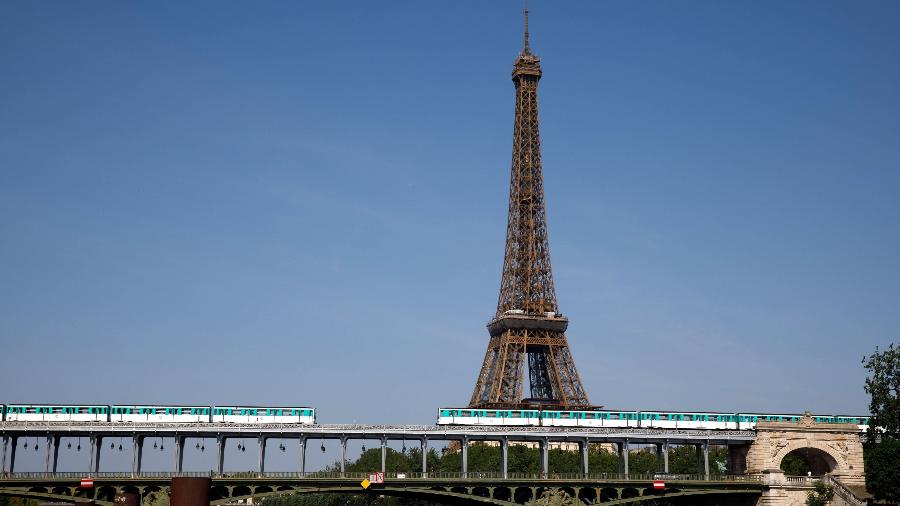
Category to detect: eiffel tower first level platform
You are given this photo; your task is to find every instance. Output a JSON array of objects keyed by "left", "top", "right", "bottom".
[{"left": 469, "top": 9, "right": 591, "bottom": 410}]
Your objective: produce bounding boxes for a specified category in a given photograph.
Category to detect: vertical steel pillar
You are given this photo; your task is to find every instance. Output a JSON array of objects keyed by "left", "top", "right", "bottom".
[
  {"left": 91, "top": 436, "right": 102, "bottom": 473},
  {"left": 655, "top": 443, "right": 663, "bottom": 473},
  {"left": 215, "top": 436, "right": 225, "bottom": 475},
  {"left": 622, "top": 440, "right": 629, "bottom": 479},
  {"left": 132, "top": 436, "right": 143, "bottom": 476},
  {"left": 500, "top": 438, "right": 509, "bottom": 479},
  {"left": 257, "top": 437, "right": 266, "bottom": 474},
  {"left": 703, "top": 441, "right": 710, "bottom": 480},
  {"left": 695, "top": 444, "right": 702, "bottom": 477},
  {"left": 44, "top": 436, "right": 52, "bottom": 472},
  {"left": 8, "top": 437, "right": 17, "bottom": 474},
  {"left": 461, "top": 438, "right": 468, "bottom": 478},
  {"left": 581, "top": 439, "right": 589, "bottom": 477},
  {"left": 380, "top": 437, "right": 387, "bottom": 474},
  {"left": 51, "top": 436, "right": 61, "bottom": 473},
  {"left": 340, "top": 436, "right": 347, "bottom": 476},
  {"left": 420, "top": 438, "right": 428, "bottom": 477},
  {"left": 616, "top": 441, "right": 623, "bottom": 474},
  {"left": 298, "top": 437, "right": 306, "bottom": 475},
  {"left": 1, "top": 435, "right": 8, "bottom": 474},
  {"left": 175, "top": 436, "right": 184, "bottom": 474},
  {"left": 663, "top": 440, "right": 669, "bottom": 474},
  {"left": 540, "top": 438, "right": 549, "bottom": 478}
]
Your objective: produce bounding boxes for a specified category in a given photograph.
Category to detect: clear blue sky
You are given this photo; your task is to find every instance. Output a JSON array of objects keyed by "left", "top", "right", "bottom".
[{"left": 2, "top": 0, "right": 899, "bottom": 470}]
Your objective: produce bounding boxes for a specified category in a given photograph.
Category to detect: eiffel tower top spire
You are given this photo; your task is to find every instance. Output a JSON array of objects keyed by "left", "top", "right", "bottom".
[
  {"left": 496, "top": 7, "right": 555, "bottom": 318},
  {"left": 523, "top": 5, "right": 531, "bottom": 54}
]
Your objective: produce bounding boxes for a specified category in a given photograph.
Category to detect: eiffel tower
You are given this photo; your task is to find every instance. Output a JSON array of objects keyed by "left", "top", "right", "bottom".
[{"left": 469, "top": 9, "right": 591, "bottom": 409}]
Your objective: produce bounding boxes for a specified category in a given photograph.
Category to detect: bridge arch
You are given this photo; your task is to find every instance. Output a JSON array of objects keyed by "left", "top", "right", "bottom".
[{"left": 773, "top": 441, "right": 843, "bottom": 476}]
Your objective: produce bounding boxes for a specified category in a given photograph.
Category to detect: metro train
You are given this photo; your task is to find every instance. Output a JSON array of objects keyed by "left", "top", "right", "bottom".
[
  {"left": 437, "top": 408, "right": 870, "bottom": 431},
  {"left": 1, "top": 404, "right": 316, "bottom": 424}
]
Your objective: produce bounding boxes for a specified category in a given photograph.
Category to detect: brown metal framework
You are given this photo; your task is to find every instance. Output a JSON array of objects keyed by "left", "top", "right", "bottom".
[{"left": 469, "top": 10, "right": 590, "bottom": 409}]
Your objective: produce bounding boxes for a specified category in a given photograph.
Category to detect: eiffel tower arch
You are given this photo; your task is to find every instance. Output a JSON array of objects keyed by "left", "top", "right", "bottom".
[{"left": 469, "top": 10, "right": 591, "bottom": 409}]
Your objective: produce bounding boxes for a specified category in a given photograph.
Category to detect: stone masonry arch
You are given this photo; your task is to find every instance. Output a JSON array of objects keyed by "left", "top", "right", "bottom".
[
  {"left": 773, "top": 441, "right": 840, "bottom": 474},
  {"left": 745, "top": 413, "right": 865, "bottom": 484}
]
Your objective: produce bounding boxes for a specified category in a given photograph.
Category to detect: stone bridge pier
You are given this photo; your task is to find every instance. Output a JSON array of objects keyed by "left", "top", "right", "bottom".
[{"left": 728, "top": 414, "right": 865, "bottom": 506}]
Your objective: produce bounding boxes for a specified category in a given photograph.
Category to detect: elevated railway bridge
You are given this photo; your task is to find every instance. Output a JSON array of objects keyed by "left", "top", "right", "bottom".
[{"left": 0, "top": 419, "right": 866, "bottom": 505}]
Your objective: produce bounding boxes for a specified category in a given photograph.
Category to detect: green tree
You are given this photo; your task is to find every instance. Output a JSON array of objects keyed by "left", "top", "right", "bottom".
[
  {"left": 863, "top": 344, "right": 900, "bottom": 502},
  {"left": 806, "top": 481, "right": 834, "bottom": 506},
  {"left": 780, "top": 453, "right": 810, "bottom": 476}
]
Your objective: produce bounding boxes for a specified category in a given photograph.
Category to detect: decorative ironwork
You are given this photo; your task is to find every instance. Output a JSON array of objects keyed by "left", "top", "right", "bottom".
[{"left": 469, "top": 9, "right": 591, "bottom": 409}]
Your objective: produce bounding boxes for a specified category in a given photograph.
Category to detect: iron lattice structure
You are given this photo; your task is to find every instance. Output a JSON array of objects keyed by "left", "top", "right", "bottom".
[{"left": 469, "top": 11, "right": 590, "bottom": 409}]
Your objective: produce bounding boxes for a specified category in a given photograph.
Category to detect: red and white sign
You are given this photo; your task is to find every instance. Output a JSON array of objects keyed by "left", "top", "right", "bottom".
[
  {"left": 368, "top": 472, "right": 384, "bottom": 484},
  {"left": 80, "top": 479, "right": 94, "bottom": 488},
  {"left": 653, "top": 480, "right": 665, "bottom": 490}
]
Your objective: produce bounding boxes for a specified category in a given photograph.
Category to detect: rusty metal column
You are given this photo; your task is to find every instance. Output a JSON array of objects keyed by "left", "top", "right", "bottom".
[
  {"left": 420, "top": 438, "right": 428, "bottom": 477},
  {"left": 175, "top": 436, "right": 185, "bottom": 474},
  {"left": 215, "top": 436, "right": 224, "bottom": 475},
  {"left": 298, "top": 437, "right": 306, "bottom": 474},
  {"left": 132, "top": 436, "right": 143, "bottom": 476},
  {"left": 501, "top": 438, "right": 509, "bottom": 479},
  {"left": 540, "top": 438, "right": 549, "bottom": 478},
  {"left": 461, "top": 437, "right": 469, "bottom": 478},
  {"left": 257, "top": 436, "right": 266, "bottom": 474},
  {"left": 380, "top": 437, "right": 387, "bottom": 474},
  {"left": 170, "top": 477, "right": 210, "bottom": 506},
  {"left": 580, "top": 439, "right": 589, "bottom": 477}
]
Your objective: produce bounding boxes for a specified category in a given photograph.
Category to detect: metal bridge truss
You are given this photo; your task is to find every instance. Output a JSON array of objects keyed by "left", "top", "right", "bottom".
[
  {"left": 0, "top": 472, "right": 765, "bottom": 506},
  {"left": 1, "top": 422, "right": 755, "bottom": 482}
]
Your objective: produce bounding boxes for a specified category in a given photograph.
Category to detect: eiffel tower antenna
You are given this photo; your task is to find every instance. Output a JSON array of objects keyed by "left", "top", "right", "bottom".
[
  {"left": 468, "top": 8, "right": 592, "bottom": 409},
  {"left": 523, "top": 4, "right": 531, "bottom": 53}
]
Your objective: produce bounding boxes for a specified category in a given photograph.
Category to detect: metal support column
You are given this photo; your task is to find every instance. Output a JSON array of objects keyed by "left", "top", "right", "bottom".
[
  {"left": 655, "top": 443, "right": 663, "bottom": 473},
  {"left": 695, "top": 444, "right": 702, "bottom": 477},
  {"left": 663, "top": 440, "right": 669, "bottom": 473},
  {"left": 51, "top": 436, "right": 61, "bottom": 473},
  {"left": 257, "top": 437, "right": 266, "bottom": 474},
  {"left": 216, "top": 436, "right": 225, "bottom": 474},
  {"left": 8, "top": 437, "right": 17, "bottom": 474},
  {"left": 380, "top": 437, "right": 387, "bottom": 473},
  {"left": 540, "top": 438, "right": 549, "bottom": 478},
  {"left": 501, "top": 438, "right": 509, "bottom": 479},
  {"left": 622, "top": 440, "right": 629, "bottom": 479},
  {"left": 340, "top": 436, "right": 347, "bottom": 476},
  {"left": 175, "top": 436, "right": 184, "bottom": 473},
  {"left": 703, "top": 441, "right": 710, "bottom": 480},
  {"left": 420, "top": 438, "right": 428, "bottom": 477},
  {"left": 461, "top": 438, "right": 468, "bottom": 478},
  {"left": 91, "top": 436, "right": 102, "bottom": 473},
  {"left": 580, "top": 439, "right": 589, "bottom": 477},
  {"left": 1, "top": 436, "right": 8, "bottom": 474},
  {"left": 132, "top": 436, "right": 143, "bottom": 476},
  {"left": 298, "top": 437, "right": 306, "bottom": 474},
  {"left": 44, "top": 436, "right": 52, "bottom": 472}
]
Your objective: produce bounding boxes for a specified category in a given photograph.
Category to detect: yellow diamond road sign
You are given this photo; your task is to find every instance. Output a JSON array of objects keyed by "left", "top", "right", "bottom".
[{"left": 361, "top": 479, "right": 370, "bottom": 489}]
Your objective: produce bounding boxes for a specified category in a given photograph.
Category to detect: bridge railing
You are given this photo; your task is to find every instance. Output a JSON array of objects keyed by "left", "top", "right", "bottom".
[{"left": 0, "top": 471, "right": 764, "bottom": 482}]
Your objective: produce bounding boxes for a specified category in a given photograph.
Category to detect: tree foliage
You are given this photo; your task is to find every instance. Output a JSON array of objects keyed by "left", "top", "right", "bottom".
[
  {"left": 805, "top": 481, "right": 834, "bottom": 506},
  {"left": 862, "top": 343, "right": 900, "bottom": 502}
]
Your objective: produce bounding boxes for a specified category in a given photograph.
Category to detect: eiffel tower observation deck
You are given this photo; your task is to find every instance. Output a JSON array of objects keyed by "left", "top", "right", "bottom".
[{"left": 469, "top": 9, "right": 591, "bottom": 410}]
